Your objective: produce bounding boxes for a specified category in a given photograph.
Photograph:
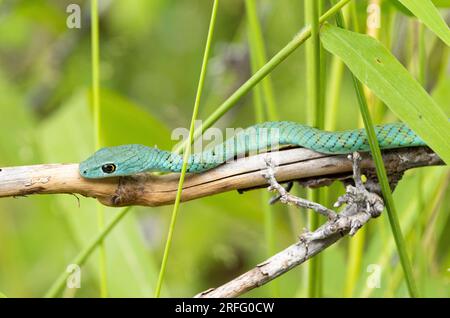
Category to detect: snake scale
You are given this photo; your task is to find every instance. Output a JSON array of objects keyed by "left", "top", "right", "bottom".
[{"left": 80, "top": 121, "right": 425, "bottom": 179}]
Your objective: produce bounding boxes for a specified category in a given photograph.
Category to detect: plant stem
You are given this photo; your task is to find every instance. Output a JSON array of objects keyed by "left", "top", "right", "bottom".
[
  {"left": 245, "top": 0, "right": 278, "bottom": 121},
  {"left": 174, "top": 0, "right": 352, "bottom": 154},
  {"left": 333, "top": 2, "right": 419, "bottom": 297},
  {"left": 417, "top": 22, "right": 426, "bottom": 86},
  {"left": 305, "top": 0, "right": 323, "bottom": 298},
  {"left": 245, "top": 0, "right": 279, "bottom": 297},
  {"left": 340, "top": 1, "right": 366, "bottom": 296},
  {"left": 90, "top": 0, "right": 108, "bottom": 298},
  {"left": 154, "top": 0, "right": 219, "bottom": 298},
  {"left": 44, "top": 207, "right": 132, "bottom": 298},
  {"left": 415, "top": 20, "right": 426, "bottom": 290},
  {"left": 352, "top": 78, "right": 420, "bottom": 297},
  {"left": 325, "top": 56, "right": 344, "bottom": 130}
]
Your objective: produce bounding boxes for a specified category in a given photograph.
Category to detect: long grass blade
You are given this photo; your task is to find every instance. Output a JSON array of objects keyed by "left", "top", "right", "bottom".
[
  {"left": 154, "top": 0, "right": 219, "bottom": 298},
  {"left": 245, "top": 0, "right": 279, "bottom": 297},
  {"left": 323, "top": 14, "right": 420, "bottom": 297},
  {"left": 305, "top": 0, "right": 323, "bottom": 299},
  {"left": 90, "top": 0, "right": 108, "bottom": 298}
]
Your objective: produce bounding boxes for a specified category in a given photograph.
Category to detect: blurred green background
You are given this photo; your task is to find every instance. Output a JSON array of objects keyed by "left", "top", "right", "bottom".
[{"left": 0, "top": 0, "right": 448, "bottom": 297}]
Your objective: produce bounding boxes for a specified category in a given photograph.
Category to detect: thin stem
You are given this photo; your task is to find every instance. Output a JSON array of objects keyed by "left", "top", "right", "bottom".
[
  {"left": 334, "top": 3, "right": 419, "bottom": 297},
  {"left": 337, "top": 1, "right": 366, "bottom": 296},
  {"left": 325, "top": 56, "right": 344, "bottom": 130},
  {"left": 90, "top": 0, "right": 107, "bottom": 298},
  {"left": 173, "top": 0, "right": 352, "bottom": 154},
  {"left": 154, "top": 0, "right": 219, "bottom": 298},
  {"left": 352, "top": 78, "right": 419, "bottom": 297},
  {"left": 437, "top": 46, "right": 449, "bottom": 82},
  {"left": 305, "top": 0, "right": 323, "bottom": 298},
  {"left": 350, "top": 0, "right": 360, "bottom": 33},
  {"left": 245, "top": 0, "right": 279, "bottom": 297},
  {"left": 245, "top": 0, "right": 278, "bottom": 121},
  {"left": 418, "top": 22, "right": 426, "bottom": 86},
  {"left": 44, "top": 207, "right": 132, "bottom": 298},
  {"left": 246, "top": 1, "right": 265, "bottom": 123},
  {"left": 415, "top": 20, "right": 427, "bottom": 289}
]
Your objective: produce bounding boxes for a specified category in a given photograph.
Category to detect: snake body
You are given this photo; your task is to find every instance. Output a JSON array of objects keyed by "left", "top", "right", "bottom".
[{"left": 79, "top": 121, "right": 425, "bottom": 179}]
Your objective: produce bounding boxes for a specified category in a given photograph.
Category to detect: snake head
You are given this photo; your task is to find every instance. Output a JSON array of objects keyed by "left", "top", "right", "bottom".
[{"left": 79, "top": 144, "right": 151, "bottom": 179}]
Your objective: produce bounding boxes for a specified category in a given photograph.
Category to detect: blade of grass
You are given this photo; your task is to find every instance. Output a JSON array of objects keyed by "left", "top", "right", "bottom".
[
  {"left": 316, "top": 1, "right": 330, "bottom": 299},
  {"left": 352, "top": 77, "right": 419, "bottom": 297},
  {"left": 90, "top": 0, "right": 108, "bottom": 298},
  {"left": 245, "top": 0, "right": 278, "bottom": 121},
  {"left": 325, "top": 57, "right": 344, "bottom": 130},
  {"left": 414, "top": 21, "right": 427, "bottom": 289},
  {"left": 305, "top": 0, "right": 323, "bottom": 298},
  {"left": 417, "top": 22, "right": 426, "bottom": 86},
  {"left": 349, "top": 0, "right": 360, "bottom": 33},
  {"left": 0, "top": 292, "right": 6, "bottom": 298},
  {"left": 154, "top": 0, "right": 219, "bottom": 298},
  {"left": 245, "top": 0, "right": 279, "bottom": 297},
  {"left": 335, "top": 2, "right": 366, "bottom": 297},
  {"left": 398, "top": 0, "right": 450, "bottom": 46},
  {"left": 44, "top": 207, "right": 132, "bottom": 298},
  {"left": 324, "top": 14, "right": 420, "bottom": 297},
  {"left": 173, "top": 0, "right": 352, "bottom": 154},
  {"left": 316, "top": 0, "right": 328, "bottom": 298}
]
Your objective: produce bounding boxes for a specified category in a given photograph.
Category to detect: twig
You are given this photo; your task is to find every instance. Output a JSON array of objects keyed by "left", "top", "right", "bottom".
[
  {"left": 195, "top": 152, "right": 384, "bottom": 298},
  {"left": 264, "top": 158, "right": 338, "bottom": 220},
  {"left": 0, "top": 147, "right": 443, "bottom": 207}
]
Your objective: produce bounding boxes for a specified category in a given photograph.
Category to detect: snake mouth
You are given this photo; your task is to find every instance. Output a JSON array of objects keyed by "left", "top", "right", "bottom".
[{"left": 78, "top": 162, "right": 90, "bottom": 177}]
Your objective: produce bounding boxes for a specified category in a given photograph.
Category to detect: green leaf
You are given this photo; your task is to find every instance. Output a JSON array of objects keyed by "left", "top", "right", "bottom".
[
  {"left": 397, "top": 0, "right": 450, "bottom": 46},
  {"left": 390, "top": 0, "right": 450, "bottom": 16},
  {"left": 320, "top": 24, "right": 450, "bottom": 164},
  {"left": 389, "top": 0, "right": 414, "bottom": 16},
  {"left": 432, "top": 0, "right": 450, "bottom": 7}
]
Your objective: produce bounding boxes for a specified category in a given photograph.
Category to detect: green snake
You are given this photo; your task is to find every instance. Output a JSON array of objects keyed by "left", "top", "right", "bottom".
[{"left": 79, "top": 121, "right": 425, "bottom": 179}]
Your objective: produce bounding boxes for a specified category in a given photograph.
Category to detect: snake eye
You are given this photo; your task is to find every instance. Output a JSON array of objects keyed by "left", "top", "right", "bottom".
[{"left": 101, "top": 163, "right": 116, "bottom": 174}]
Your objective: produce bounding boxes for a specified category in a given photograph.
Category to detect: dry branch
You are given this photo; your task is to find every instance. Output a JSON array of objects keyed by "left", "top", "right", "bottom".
[
  {"left": 195, "top": 153, "right": 382, "bottom": 298},
  {"left": 195, "top": 235, "right": 341, "bottom": 298},
  {"left": 0, "top": 147, "right": 443, "bottom": 207}
]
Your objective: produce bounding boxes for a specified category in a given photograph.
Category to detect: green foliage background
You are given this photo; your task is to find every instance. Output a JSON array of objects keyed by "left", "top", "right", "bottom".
[{"left": 0, "top": 0, "right": 448, "bottom": 297}]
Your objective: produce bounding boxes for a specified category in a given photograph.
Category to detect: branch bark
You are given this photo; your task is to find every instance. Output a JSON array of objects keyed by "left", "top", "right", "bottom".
[
  {"left": 0, "top": 147, "right": 443, "bottom": 207},
  {"left": 195, "top": 234, "right": 341, "bottom": 298},
  {"left": 195, "top": 153, "right": 381, "bottom": 298}
]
